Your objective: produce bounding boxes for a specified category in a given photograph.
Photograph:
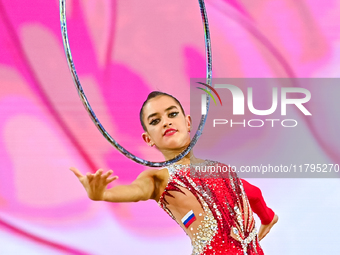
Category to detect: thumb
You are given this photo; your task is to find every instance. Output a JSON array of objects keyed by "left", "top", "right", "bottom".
[{"left": 69, "top": 167, "right": 83, "bottom": 178}]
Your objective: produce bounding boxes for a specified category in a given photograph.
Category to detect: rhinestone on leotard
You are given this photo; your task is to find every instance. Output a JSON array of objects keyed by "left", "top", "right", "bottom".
[{"left": 157, "top": 160, "right": 263, "bottom": 255}]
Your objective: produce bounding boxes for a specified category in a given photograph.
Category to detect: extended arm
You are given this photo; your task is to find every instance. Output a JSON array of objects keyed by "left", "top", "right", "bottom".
[
  {"left": 103, "top": 170, "right": 156, "bottom": 202},
  {"left": 70, "top": 167, "right": 156, "bottom": 203}
]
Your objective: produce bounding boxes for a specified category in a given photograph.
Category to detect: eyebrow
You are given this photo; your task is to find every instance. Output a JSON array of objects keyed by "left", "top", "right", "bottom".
[{"left": 147, "top": 105, "right": 179, "bottom": 121}]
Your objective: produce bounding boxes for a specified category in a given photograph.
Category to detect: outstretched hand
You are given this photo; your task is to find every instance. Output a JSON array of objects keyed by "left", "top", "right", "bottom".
[{"left": 69, "top": 167, "right": 118, "bottom": 201}]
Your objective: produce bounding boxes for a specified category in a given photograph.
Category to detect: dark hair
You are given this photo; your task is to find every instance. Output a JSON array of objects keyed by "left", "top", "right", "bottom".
[{"left": 140, "top": 91, "right": 186, "bottom": 131}]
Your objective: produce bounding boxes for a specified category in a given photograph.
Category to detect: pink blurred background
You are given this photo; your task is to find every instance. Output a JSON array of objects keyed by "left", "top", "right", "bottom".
[{"left": 1, "top": 0, "right": 340, "bottom": 254}]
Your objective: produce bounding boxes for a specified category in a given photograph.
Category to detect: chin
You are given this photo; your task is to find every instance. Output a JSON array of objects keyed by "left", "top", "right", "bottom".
[
  {"left": 166, "top": 139, "right": 189, "bottom": 150},
  {"left": 160, "top": 133, "right": 190, "bottom": 150}
]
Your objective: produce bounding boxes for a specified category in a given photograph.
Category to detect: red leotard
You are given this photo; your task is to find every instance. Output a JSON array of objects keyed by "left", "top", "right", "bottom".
[
  {"left": 158, "top": 160, "right": 267, "bottom": 255},
  {"left": 241, "top": 179, "right": 274, "bottom": 225}
]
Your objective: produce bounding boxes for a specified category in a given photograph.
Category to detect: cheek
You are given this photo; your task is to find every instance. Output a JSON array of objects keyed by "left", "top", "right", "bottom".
[
  {"left": 179, "top": 120, "right": 189, "bottom": 131},
  {"left": 148, "top": 127, "right": 163, "bottom": 140}
]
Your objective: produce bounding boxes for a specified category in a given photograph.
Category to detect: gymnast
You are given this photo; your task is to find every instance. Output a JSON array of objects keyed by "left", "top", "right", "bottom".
[{"left": 70, "top": 91, "right": 278, "bottom": 255}]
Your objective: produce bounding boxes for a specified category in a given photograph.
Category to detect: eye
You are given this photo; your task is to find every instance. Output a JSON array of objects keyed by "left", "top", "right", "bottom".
[
  {"left": 169, "top": 112, "right": 179, "bottom": 118},
  {"left": 149, "top": 119, "right": 160, "bottom": 125}
]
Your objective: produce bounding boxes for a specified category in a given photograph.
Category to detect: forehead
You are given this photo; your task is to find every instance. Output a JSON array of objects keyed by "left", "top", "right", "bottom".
[{"left": 143, "top": 95, "right": 180, "bottom": 116}]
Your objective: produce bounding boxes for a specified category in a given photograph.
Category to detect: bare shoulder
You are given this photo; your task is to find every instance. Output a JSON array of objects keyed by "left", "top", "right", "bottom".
[
  {"left": 135, "top": 168, "right": 159, "bottom": 179},
  {"left": 136, "top": 168, "right": 168, "bottom": 183},
  {"left": 154, "top": 167, "right": 169, "bottom": 179},
  {"left": 136, "top": 168, "right": 169, "bottom": 202}
]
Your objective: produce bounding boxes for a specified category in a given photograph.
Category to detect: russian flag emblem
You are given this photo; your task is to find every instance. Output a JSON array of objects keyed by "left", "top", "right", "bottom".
[{"left": 181, "top": 210, "right": 196, "bottom": 228}]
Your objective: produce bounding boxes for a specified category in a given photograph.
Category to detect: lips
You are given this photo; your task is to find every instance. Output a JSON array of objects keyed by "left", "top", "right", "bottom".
[{"left": 163, "top": 128, "right": 177, "bottom": 136}]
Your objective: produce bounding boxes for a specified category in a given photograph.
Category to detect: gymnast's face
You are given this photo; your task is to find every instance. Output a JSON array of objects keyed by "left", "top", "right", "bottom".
[{"left": 141, "top": 95, "right": 191, "bottom": 151}]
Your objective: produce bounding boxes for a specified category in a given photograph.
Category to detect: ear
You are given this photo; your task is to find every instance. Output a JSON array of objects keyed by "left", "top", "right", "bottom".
[
  {"left": 142, "top": 132, "right": 154, "bottom": 147},
  {"left": 185, "top": 115, "right": 192, "bottom": 132}
]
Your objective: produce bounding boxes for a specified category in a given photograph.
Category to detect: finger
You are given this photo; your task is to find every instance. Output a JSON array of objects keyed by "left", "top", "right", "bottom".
[
  {"left": 105, "top": 176, "right": 118, "bottom": 184},
  {"left": 86, "top": 172, "right": 94, "bottom": 182},
  {"left": 260, "top": 233, "right": 267, "bottom": 241},
  {"left": 258, "top": 233, "right": 265, "bottom": 241},
  {"left": 102, "top": 170, "right": 113, "bottom": 179},
  {"left": 93, "top": 169, "right": 104, "bottom": 186},
  {"left": 94, "top": 169, "right": 103, "bottom": 178},
  {"left": 69, "top": 167, "right": 83, "bottom": 178}
]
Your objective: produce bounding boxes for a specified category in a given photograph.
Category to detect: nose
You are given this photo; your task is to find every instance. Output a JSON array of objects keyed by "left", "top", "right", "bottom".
[
  {"left": 163, "top": 122, "right": 172, "bottom": 128},
  {"left": 162, "top": 116, "right": 172, "bottom": 128}
]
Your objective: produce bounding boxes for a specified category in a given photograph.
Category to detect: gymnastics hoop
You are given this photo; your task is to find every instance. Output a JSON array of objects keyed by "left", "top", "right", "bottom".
[{"left": 59, "top": 0, "right": 212, "bottom": 167}]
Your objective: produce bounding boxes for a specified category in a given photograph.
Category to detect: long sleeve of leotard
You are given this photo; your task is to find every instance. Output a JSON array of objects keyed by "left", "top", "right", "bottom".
[{"left": 241, "top": 179, "right": 275, "bottom": 225}]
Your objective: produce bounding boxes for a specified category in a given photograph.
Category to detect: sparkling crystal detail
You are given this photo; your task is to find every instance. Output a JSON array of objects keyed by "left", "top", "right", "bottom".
[
  {"left": 158, "top": 160, "right": 262, "bottom": 255},
  {"left": 233, "top": 227, "right": 239, "bottom": 235}
]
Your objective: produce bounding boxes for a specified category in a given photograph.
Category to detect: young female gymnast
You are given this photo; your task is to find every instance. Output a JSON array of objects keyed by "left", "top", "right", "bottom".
[{"left": 70, "top": 91, "right": 278, "bottom": 255}]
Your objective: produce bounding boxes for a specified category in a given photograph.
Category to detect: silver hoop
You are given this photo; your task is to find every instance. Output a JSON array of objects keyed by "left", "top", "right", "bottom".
[{"left": 59, "top": 0, "right": 212, "bottom": 167}]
